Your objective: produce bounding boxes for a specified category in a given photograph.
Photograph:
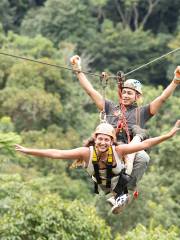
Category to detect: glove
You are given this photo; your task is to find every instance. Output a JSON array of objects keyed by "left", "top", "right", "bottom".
[
  {"left": 70, "top": 55, "right": 81, "bottom": 73},
  {"left": 174, "top": 66, "right": 180, "bottom": 84}
]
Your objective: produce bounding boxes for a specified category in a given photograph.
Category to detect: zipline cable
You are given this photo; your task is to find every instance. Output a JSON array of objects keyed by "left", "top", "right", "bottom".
[
  {"left": 123, "top": 47, "right": 180, "bottom": 77},
  {"left": 0, "top": 52, "right": 101, "bottom": 77},
  {"left": 0, "top": 47, "right": 180, "bottom": 80}
]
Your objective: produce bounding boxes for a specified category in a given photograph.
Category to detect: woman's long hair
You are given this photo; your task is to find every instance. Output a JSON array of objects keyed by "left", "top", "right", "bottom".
[{"left": 69, "top": 136, "right": 95, "bottom": 169}]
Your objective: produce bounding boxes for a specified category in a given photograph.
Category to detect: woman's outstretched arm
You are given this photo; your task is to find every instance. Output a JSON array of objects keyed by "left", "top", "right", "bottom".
[
  {"left": 15, "top": 144, "right": 89, "bottom": 161},
  {"left": 116, "top": 120, "right": 180, "bottom": 156}
]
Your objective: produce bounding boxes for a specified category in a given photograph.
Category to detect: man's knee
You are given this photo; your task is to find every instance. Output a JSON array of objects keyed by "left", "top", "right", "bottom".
[
  {"left": 135, "top": 151, "right": 150, "bottom": 165},
  {"left": 127, "top": 151, "right": 150, "bottom": 190}
]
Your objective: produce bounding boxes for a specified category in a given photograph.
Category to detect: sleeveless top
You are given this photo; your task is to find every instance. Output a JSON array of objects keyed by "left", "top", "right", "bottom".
[{"left": 85, "top": 145, "right": 125, "bottom": 193}]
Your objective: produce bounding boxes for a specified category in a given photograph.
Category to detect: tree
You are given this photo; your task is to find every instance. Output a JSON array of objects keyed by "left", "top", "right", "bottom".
[
  {"left": 0, "top": 87, "right": 62, "bottom": 131},
  {"left": 0, "top": 174, "right": 112, "bottom": 240},
  {"left": 87, "top": 22, "right": 171, "bottom": 85},
  {"left": 21, "top": 0, "right": 98, "bottom": 48},
  {"left": 115, "top": 224, "right": 179, "bottom": 240},
  {"left": 113, "top": 0, "right": 160, "bottom": 30}
]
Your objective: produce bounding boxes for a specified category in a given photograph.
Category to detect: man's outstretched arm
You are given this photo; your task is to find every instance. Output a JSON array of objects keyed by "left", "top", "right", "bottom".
[
  {"left": 150, "top": 66, "right": 180, "bottom": 115},
  {"left": 70, "top": 55, "right": 104, "bottom": 111}
]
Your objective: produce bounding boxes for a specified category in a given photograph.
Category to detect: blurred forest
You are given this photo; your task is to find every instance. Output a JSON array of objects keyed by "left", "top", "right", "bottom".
[{"left": 0, "top": 0, "right": 180, "bottom": 239}]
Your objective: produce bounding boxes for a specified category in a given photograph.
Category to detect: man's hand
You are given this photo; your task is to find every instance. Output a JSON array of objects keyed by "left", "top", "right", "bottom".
[
  {"left": 70, "top": 55, "right": 81, "bottom": 73},
  {"left": 174, "top": 66, "right": 180, "bottom": 84}
]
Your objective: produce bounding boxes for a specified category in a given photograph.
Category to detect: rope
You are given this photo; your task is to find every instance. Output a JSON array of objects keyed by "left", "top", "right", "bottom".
[
  {"left": 116, "top": 72, "right": 131, "bottom": 143},
  {"left": 0, "top": 52, "right": 101, "bottom": 78},
  {"left": 124, "top": 47, "right": 180, "bottom": 77},
  {"left": 0, "top": 47, "right": 179, "bottom": 80},
  {"left": 108, "top": 47, "right": 180, "bottom": 78},
  {"left": 99, "top": 72, "right": 108, "bottom": 123}
]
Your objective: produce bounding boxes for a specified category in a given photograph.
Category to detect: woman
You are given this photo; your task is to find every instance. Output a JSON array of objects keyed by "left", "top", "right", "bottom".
[{"left": 15, "top": 120, "right": 180, "bottom": 214}]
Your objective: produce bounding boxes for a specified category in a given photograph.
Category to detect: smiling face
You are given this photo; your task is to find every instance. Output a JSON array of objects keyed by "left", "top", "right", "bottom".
[
  {"left": 95, "top": 133, "right": 113, "bottom": 153},
  {"left": 121, "top": 88, "right": 140, "bottom": 106}
]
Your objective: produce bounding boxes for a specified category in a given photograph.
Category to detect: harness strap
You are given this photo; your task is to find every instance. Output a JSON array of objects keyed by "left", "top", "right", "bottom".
[
  {"left": 135, "top": 107, "right": 141, "bottom": 126},
  {"left": 92, "top": 147, "right": 113, "bottom": 193},
  {"left": 106, "top": 146, "right": 113, "bottom": 188},
  {"left": 116, "top": 72, "right": 131, "bottom": 143},
  {"left": 113, "top": 170, "right": 132, "bottom": 196},
  {"left": 92, "top": 149, "right": 101, "bottom": 184}
]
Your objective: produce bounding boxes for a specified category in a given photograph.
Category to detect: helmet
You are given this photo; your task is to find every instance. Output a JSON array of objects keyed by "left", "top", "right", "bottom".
[
  {"left": 123, "top": 79, "right": 142, "bottom": 95},
  {"left": 94, "top": 123, "right": 116, "bottom": 141}
]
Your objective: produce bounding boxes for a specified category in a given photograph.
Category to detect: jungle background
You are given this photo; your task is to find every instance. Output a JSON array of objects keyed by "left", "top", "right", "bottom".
[{"left": 0, "top": 0, "right": 180, "bottom": 239}]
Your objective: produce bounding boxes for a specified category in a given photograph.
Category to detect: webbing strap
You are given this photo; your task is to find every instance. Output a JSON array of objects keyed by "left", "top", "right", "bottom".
[
  {"left": 113, "top": 170, "right": 131, "bottom": 196},
  {"left": 107, "top": 146, "right": 113, "bottom": 163},
  {"left": 116, "top": 72, "right": 131, "bottom": 143},
  {"left": 106, "top": 147, "right": 113, "bottom": 188},
  {"left": 117, "top": 89, "right": 131, "bottom": 143},
  {"left": 135, "top": 107, "right": 141, "bottom": 126},
  {"left": 92, "top": 147, "right": 113, "bottom": 191},
  {"left": 92, "top": 149, "right": 101, "bottom": 184}
]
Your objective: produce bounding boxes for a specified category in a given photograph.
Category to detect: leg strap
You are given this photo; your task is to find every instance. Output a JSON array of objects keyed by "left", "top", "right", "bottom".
[{"left": 114, "top": 170, "right": 132, "bottom": 196}]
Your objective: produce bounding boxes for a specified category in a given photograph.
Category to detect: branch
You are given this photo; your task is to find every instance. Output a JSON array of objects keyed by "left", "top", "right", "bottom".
[
  {"left": 133, "top": 4, "right": 139, "bottom": 30},
  {"left": 126, "top": 8, "right": 133, "bottom": 27},
  {"left": 114, "top": 0, "right": 127, "bottom": 27},
  {"left": 140, "top": 0, "right": 160, "bottom": 29}
]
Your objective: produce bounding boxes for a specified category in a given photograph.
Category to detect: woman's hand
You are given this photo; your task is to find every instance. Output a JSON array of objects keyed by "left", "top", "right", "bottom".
[
  {"left": 167, "top": 120, "right": 180, "bottom": 137},
  {"left": 15, "top": 144, "right": 29, "bottom": 154}
]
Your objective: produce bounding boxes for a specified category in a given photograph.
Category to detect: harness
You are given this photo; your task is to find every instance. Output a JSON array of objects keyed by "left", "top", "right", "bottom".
[
  {"left": 116, "top": 71, "right": 131, "bottom": 143},
  {"left": 92, "top": 146, "right": 113, "bottom": 194},
  {"left": 91, "top": 146, "right": 130, "bottom": 196},
  {"left": 116, "top": 104, "right": 141, "bottom": 143}
]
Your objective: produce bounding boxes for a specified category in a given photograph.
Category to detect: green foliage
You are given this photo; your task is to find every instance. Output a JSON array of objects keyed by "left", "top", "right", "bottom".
[
  {"left": 87, "top": 25, "right": 171, "bottom": 85},
  {"left": 21, "top": 0, "right": 97, "bottom": 48},
  {"left": 0, "top": 0, "right": 14, "bottom": 31},
  {"left": 0, "top": 0, "right": 45, "bottom": 32},
  {"left": 4, "top": 32, "right": 56, "bottom": 58},
  {"left": 167, "top": 33, "right": 180, "bottom": 79},
  {"left": 0, "top": 87, "right": 62, "bottom": 131},
  {"left": 0, "top": 120, "right": 21, "bottom": 168},
  {"left": 0, "top": 1, "right": 180, "bottom": 238},
  {"left": 115, "top": 224, "right": 179, "bottom": 240},
  {"left": 0, "top": 132, "right": 21, "bottom": 149},
  {"left": 0, "top": 116, "right": 15, "bottom": 132},
  {"left": 0, "top": 174, "right": 112, "bottom": 240}
]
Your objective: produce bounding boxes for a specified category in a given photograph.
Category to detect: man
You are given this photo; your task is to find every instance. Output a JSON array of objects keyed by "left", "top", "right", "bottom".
[{"left": 70, "top": 55, "right": 180, "bottom": 209}]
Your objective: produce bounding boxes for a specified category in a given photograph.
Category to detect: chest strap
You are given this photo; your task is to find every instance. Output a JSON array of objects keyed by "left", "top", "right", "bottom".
[{"left": 92, "top": 146, "right": 113, "bottom": 193}]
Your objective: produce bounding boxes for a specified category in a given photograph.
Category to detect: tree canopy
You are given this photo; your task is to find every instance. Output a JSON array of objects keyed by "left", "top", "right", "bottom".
[{"left": 0, "top": 0, "right": 179, "bottom": 238}]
